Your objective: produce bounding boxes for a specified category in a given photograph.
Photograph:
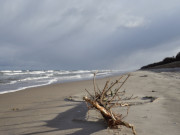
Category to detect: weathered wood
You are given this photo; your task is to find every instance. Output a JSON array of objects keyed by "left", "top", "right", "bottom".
[{"left": 83, "top": 74, "right": 136, "bottom": 135}]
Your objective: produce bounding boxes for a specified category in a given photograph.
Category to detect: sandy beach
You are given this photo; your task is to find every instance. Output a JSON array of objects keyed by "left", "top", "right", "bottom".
[{"left": 0, "top": 70, "right": 179, "bottom": 135}]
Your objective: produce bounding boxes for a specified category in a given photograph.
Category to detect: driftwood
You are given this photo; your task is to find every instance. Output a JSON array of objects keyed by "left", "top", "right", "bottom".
[{"left": 83, "top": 73, "right": 136, "bottom": 135}]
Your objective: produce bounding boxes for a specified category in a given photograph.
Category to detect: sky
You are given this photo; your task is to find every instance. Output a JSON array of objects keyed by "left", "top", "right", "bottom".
[{"left": 0, "top": 0, "right": 180, "bottom": 70}]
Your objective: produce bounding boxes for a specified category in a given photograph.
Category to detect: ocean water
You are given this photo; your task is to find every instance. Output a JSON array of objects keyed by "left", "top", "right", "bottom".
[{"left": 0, "top": 70, "right": 128, "bottom": 94}]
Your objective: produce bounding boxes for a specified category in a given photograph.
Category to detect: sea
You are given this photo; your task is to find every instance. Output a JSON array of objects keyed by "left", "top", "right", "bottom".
[{"left": 0, "top": 70, "right": 129, "bottom": 94}]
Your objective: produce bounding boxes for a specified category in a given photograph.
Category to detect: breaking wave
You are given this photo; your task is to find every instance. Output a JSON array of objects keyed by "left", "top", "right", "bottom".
[{"left": 0, "top": 70, "right": 127, "bottom": 94}]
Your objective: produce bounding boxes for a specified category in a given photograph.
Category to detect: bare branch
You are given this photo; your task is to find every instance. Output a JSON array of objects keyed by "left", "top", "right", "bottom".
[
  {"left": 83, "top": 74, "right": 136, "bottom": 135},
  {"left": 109, "top": 74, "right": 130, "bottom": 103},
  {"left": 100, "top": 80, "right": 110, "bottom": 104},
  {"left": 105, "top": 76, "right": 123, "bottom": 95},
  {"left": 93, "top": 72, "right": 98, "bottom": 96},
  {"left": 85, "top": 89, "right": 93, "bottom": 99}
]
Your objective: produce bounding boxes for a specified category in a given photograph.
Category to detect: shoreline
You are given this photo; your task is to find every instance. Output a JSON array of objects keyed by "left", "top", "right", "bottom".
[
  {"left": 0, "top": 74, "right": 117, "bottom": 95},
  {"left": 0, "top": 70, "right": 179, "bottom": 135},
  {"left": 0, "top": 70, "right": 130, "bottom": 95}
]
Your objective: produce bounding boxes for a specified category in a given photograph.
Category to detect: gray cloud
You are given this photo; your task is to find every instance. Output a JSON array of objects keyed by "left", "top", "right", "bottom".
[{"left": 0, "top": 0, "right": 180, "bottom": 70}]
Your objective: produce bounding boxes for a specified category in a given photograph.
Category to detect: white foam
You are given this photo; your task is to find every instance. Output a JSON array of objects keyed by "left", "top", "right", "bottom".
[
  {"left": 4, "top": 70, "right": 47, "bottom": 76},
  {"left": 5, "top": 72, "right": 25, "bottom": 76},
  {"left": 47, "top": 78, "right": 58, "bottom": 84},
  {"left": 1, "top": 70, "right": 12, "bottom": 73},
  {"left": 27, "top": 71, "right": 46, "bottom": 74},
  {"left": 9, "top": 81, "right": 17, "bottom": 84},
  {"left": 46, "top": 70, "right": 54, "bottom": 73},
  {"left": 19, "top": 76, "right": 50, "bottom": 82},
  {"left": 0, "top": 80, "right": 18, "bottom": 85},
  {"left": 0, "top": 78, "right": 58, "bottom": 94},
  {"left": 12, "top": 70, "right": 22, "bottom": 73},
  {"left": 58, "top": 75, "right": 82, "bottom": 80},
  {"left": 97, "top": 72, "right": 110, "bottom": 76},
  {"left": 71, "top": 70, "right": 91, "bottom": 74},
  {"left": 56, "top": 71, "right": 71, "bottom": 75},
  {"left": 1, "top": 70, "right": 23, "bottom": 73}
]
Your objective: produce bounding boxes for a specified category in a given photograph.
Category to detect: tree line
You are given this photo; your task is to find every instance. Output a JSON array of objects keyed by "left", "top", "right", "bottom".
[{"left": 141, "top": 52, "right": 180, "bottom": 69}]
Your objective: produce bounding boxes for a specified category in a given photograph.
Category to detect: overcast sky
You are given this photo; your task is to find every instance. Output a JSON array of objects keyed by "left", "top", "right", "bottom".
[{"left": 0, "top": 0, "right": 180, "bottom": 70}]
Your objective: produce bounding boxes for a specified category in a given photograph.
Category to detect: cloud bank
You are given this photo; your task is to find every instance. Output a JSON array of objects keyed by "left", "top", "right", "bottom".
[{"left": 0, "top": 0, "right": 180, "bottom": 70}]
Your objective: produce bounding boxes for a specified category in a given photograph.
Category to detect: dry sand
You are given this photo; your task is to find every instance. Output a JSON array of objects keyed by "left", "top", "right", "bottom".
[{"left": 0, "top": 70, "right": 179, "bottom": 135}]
